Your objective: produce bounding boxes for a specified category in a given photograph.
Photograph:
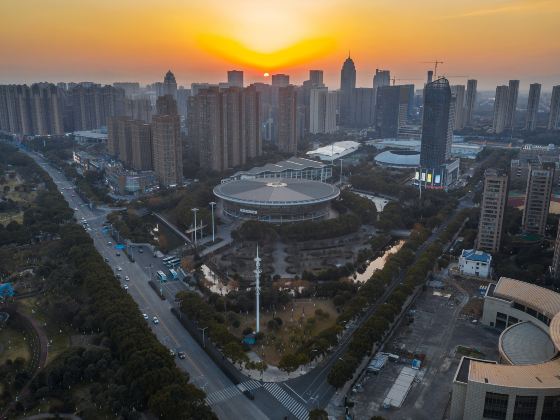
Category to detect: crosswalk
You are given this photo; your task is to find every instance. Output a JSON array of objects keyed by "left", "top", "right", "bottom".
[
  {"left": 205, "top": 379, "right": 263, "bottom": 405},
  {"left": 263, "top": 383, "right": 309, "bottom": 420},
  {"left": 205, "top": 380, "right": 309, "bottom": 420}
]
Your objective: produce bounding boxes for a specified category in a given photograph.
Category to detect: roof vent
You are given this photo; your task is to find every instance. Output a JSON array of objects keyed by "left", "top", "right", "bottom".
[{"left": 266, "top": 182, "right": 287, "bottom": 188}]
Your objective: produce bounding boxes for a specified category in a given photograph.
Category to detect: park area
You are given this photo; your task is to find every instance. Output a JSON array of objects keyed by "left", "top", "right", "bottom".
[{"left": 232, "top": 298, "right": 339, "bottom": 367}]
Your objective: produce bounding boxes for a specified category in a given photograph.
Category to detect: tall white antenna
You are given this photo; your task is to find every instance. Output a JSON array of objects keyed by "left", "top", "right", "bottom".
[{"left": 254, "top": 244, "right": 261, "bottom": 333}]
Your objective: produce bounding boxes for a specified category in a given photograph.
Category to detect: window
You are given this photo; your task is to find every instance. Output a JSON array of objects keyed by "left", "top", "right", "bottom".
[
  {"left": 483, "top": 392, "right": 509, "bottom": 420},
  {"left": 497, "top": 312, "right": 508, "bottom": 320},
  {"left": 512, "top": 395, "right": 537, "bottom": 420},
  {"left": 542, "top": 395, "right": 560, "bottom": 420},
  {"left": 526, "top": 307, "right": 537, "bottom": 317}
]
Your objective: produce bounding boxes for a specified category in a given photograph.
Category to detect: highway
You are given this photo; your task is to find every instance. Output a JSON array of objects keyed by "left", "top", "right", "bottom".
[{"left": 26, "top": 151, "right": 278, "bottom": 420}]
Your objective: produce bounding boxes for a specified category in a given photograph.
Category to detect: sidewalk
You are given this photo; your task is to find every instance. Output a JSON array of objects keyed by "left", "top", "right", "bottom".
[{"left": 240, "top": 351, "right": 325, "bottom": 383}]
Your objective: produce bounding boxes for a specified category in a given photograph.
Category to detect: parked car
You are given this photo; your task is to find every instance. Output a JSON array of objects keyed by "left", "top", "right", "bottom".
[
  {"left": 152, "top": 316, "right": 159, "bottom": 324},
  {"left": 169, "top": 349, "right": 176, "bottom": 357},
  {"left": 123, "top": 284, "right": 129, "bottom": 291},
  {"left": 124, "top": 276, "right": 130, "bottom": 281},
  {"left": 143, "top": 313, "right": 149, "bottom": 320},
  {"left": 178, "top": 351, "right": 186, "bottom": 359}
]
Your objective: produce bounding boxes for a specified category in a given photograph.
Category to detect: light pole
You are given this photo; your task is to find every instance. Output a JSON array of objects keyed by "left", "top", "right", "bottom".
[
  {"left": 199, "top": 326, "right": 208, "bottom": 348},
  {"left": 191, "top": 208, "right": 199, "bottom": 247},
  {"left": 209, "top": 201, "right": 216, "bottom": 242},
  {"left": 254, "top": 244, "right": 261, "bottom": 334}
]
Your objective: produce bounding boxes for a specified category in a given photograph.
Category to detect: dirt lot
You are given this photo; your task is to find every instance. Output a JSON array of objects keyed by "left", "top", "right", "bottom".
[
  {"left": 350, "top": 279, "right": 500, "bottom": 420},
  {"left": 232, "top": 298, "right": 338, "bottom": 366}
]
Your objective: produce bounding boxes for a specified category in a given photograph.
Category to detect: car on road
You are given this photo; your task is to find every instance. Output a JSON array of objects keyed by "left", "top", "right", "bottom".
[
  {"left": 74, "top": 207, "right": 78, "bottom": 211},
  {"left": 107, "top": 241, "right": 112, "bottom": 245},
  {"left": 143, "top": 313, "right": 149, "bottom": 320},
  {"left": 116, "top": 266, "right": 122, "bottom": 271},
  {"left": 178, "top": 351, "right": 186, "bottom": 359},
  {"left": 123, "top": 284, "right": 129, "bottom": 291},
  {"left": 152, "top": 316, "right": 159, "bottom": 325},
  {"left": 138, "top": 248, "right": 143, "bottom": 253},
  {"left": 169, "top": 349, "right": 176, "bottom": 357},
  {"left": 124, "top": 276, "right": 130, "bottom": 281},
  {"left": 104, "top": 257, "right": 109, "bottom": 262},
  {"left": 243, "top": 390, "right": 255, "bottom": 400},
  {"left": 116, "top": 252, "right": 121, "bottom": 257}
]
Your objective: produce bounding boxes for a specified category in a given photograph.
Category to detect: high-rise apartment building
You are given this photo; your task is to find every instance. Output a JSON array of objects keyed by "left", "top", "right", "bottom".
[
  {"left": 125, "top": 97, "right": 152, "bottom": 123},
  {"left": 420, "top": 78, "right": 452, "bottom": 170},
  {"left": 373, "top": 69, "right": 391, "bottom": 90},
  {"left": 505, "top": 80, "right": 519, "bottom": 130},
  {"left": 130, "top": 120, "right": 153, "bottom": 171},
  {"left": 0, "top": 83, "right": 65, "bottom": 135},
  {"left": 549, "top": 85, "right": 560, "bottom": 130},
  {"left": 451, "top": 85, "right": 466, "bottom": 130},
  {"left": 375, "top": 85, "right": 410, "bottom": 138},
  {"left": 277, "top": 85, "right": 298, "bottom": 154},
  {"left": 476, "top": 169, "right": 508, "bottom": 253},
  {"left": 464, "top": 79, "right": 477, "bottom": 127},
  {"left": 309, "top": 70, "right": 324, "bottom": 87},
  {"left": 492, "top": 85, "right": 509, "bottom": 134},
  {"left": 188, "top": 86, "right": 261, "bottom": 172},
  {"left": 227, "top": 70, "right": 244, "bottom": 88},
  {"left": 156, "top": 94, "right": 178, "bottom": 116},
  {"left": 309, "top": 88, "right": 337, "bottom": 134},
  {"left": 152, "top": 114, "right": 182, "bottom": 187},
  {"left": 348, "top": 88, "right": 376, "bottom": 127},
  {"left": 525, "top": 83, "right": 541, "bottom": 131},
  {"left": 71, "top": 84, "right": 125, "bottom": 131},
  {"left": 163, "top": 70, "right": 178, "bottom": 99},
  {"left": 271, "top": 74, "right": 290, "bottom": 87},
  {"left": 522, "top": 162, "right": 554, "bottom": 235}
]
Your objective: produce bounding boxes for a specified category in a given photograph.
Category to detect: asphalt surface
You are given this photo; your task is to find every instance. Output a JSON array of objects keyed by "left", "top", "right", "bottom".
[{"left": 26, "top": 150, "right": 276, "bottom": 420}]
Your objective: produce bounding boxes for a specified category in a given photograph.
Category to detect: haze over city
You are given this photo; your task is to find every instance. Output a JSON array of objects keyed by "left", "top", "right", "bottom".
[
  {"left": 1, "top": 0, "right": 560, "bottom": 89},
  {"left": 1, "top": 1, "right": 560, "bottom": 420}
]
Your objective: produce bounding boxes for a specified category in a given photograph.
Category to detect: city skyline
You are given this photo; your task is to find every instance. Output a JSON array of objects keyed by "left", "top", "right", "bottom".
[{"left": 1, "top": 0, "right": 560, "bottom": 90}]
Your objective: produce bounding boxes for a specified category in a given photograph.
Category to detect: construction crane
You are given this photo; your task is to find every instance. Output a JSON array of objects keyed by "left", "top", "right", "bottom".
[
  {"left": 391, "top": 77, "right": 423, "bottom": 86},
  {"left": 421, "top": 60, "right": 444, "bottom": 77}
]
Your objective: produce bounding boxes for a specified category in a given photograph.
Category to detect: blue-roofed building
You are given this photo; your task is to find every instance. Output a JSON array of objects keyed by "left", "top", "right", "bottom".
[{"left": 459, "top": 249, "right": 492, "bottom": 278}]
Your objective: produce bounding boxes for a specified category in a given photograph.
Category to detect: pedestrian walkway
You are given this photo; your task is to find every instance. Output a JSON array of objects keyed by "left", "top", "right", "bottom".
[
  {"left": 205, "top": 379, "right": 263, "bottom": 405},
  {"left": 263, "top": 383, "right": 309, "bottom": 420}
]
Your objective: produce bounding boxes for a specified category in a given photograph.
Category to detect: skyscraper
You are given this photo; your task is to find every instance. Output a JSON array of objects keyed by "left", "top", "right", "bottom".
[
  {"left": 309, "top": 70, "right": 324, "bottom": 87},
  {"left": 227, "top": 70, "right": 244, "bottom": 88},
  {"left": 156, "top": 94, "right": 178, "bottom": 116},
  {"left": 525, "top": 83, "right": 541, "bottom": 131},
  {"left": 188, "top": 86, "right": 261, "bottom": 172},
  {"left": 450, "top": 85, "right": 466, "bottom": 130},
  {"left": 375, "top": 85, "right": 410, "bottom": 138},
  {"left": 492, "top": 85, "right": 509, "bottom": 134},
  {"left": 339, "top": 56, "right": 356, "bottom": 126},
  {"left": 309, "top": 88, "right": 337, "bottom": 134},
  {"left": 548, "top": 85, "right": 560, "bottom": 130},
  {"left": 505, "top": 80, "right": 519, "bottom": 130},
  {"left": 476, "top": 169, "right": 509, "bottom": 253},
  {"left": 125, "top": 96, "right": 153, "bottom": 123},
  {"left": 71, "top": 84, "right": 125, "bottom": 131},
  {"left": 130, "top": 120, "right": 153, "bottom": 171},
  {"left": 419, "top": 78, "right": 452, "bottom": 170},
  {"left": 163, "top": 70, "right": 177, "bottom": 99},
  {"left": 107, "top": 116, "right": 131, "bottom": 161},
  {"left": 348, "top": 88, "right": 376, "bottom": 127},
  {"left": 464, "top": 79, "right": 477, "bottom": 127},
  {"left": 373, "top": 69, "right": 391, "bottom": 90},
  {"left": 271, "top": 74, "right": 290, "bottom": 87},
  {"left": 522, "top": 162, "right": 554, "bottom": 235},
  {"left": 152, "top": 114, "right": 182, "bottom": 187},
  {"left": 277, "top": 85, "right": 298, "bottom": 154}
]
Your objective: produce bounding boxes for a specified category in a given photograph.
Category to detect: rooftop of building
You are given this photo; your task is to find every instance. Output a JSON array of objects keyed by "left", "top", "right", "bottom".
[
  {"left": 306, "top": 141, "right": 361, "bottom": 160},
  {"left": 460, "top": 249, "right": 492, "bottom": 264},
  {"left": 499, "top": 321, "right": 557, "bottom": 365},
  {"left": 491, "top": 277, "right": 560, "bottom": 320},
  {"left": 229, "top": 157, "right": 326, "bottom": 178},
  {"left": 213, "top": 178, "right": 340, "bottom": 205},
  {"left": 374, "top": 150, "right": 420, "bottom": 167}
]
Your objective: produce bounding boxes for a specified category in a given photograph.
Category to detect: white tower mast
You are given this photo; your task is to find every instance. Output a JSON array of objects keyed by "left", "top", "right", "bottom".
[{"left": 254, "top": 244, "right": 261, "bottom": 333}]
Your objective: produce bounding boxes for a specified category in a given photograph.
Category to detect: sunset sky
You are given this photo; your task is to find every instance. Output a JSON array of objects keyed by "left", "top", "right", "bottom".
[{"left": 1, "top": 0, "right": 559, "bottom": 91}]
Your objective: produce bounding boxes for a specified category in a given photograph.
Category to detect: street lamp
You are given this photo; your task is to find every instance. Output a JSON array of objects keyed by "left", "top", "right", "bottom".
[
  {"left": 209, "top": 201, "right": 216, "bottom": 242},
  {"left": 191, "top": 208, "right": 199, "bottom": 247}
]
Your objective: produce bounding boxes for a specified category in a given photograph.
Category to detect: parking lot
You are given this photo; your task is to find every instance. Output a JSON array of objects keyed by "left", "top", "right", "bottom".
[{"left": 350, "top": 278, "right": 500, "bottom": 420}]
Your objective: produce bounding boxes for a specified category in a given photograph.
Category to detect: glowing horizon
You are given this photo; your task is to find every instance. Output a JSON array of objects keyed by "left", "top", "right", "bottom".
[{"left": 1, "top": 0, "right": 559, "bottom": 90}]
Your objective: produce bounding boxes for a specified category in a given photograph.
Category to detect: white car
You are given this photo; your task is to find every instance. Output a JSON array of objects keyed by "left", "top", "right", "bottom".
[
  {"left": 152, "top": 317, "right": 159, "bottom": 325},
  {"left": 124, "top": 276, "right": 130, "bottom": 281},
  {"left": 123, "top": 284, "right": 129, "bottom": 291},
  {"left": 143, "top": 313, "right": 149, "bottom": 320},
  {"left": 107, "top": 241, "right": 112, "bottom": 245},
  {"left": 116, "top": 267, "right": 122, "bottom": 271}
]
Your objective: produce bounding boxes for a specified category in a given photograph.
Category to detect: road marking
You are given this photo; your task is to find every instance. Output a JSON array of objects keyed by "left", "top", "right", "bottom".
[{"left": 263, "top": 383, "right": 309, "bottom": 420}]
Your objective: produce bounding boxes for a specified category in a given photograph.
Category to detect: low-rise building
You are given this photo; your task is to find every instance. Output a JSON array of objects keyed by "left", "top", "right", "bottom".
[
  {"left": 222, "top": 157, "right": 331, "bottom": 183},
  {"left": 306, "top": 140, "right": 361, "bottom": 162},
  {"left": 72, "top": 129, "right": 108, "bottom": 145},
  {"left": 104, "top": 163, "right": 157, "bottom": 196},
  {"left": 458, "top": 249, "right": 492, "bottom": 278},
  {"left": 450, "top": 277, "right": 560, "bottom": 420}
]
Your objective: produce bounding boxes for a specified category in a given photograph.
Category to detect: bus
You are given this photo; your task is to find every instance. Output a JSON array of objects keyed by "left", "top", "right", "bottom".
[
  {"left": 165, "top": 258, "right": 180, "bottom": 267},
  {"left": 162, "top": 256, "right": 174, "bottom": 263},
  {"left": 156, "top": 270, "right": 167, "bottom": 282},
  {"left": 169, "top": 269, "right": 178, "bottom": 279}
]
